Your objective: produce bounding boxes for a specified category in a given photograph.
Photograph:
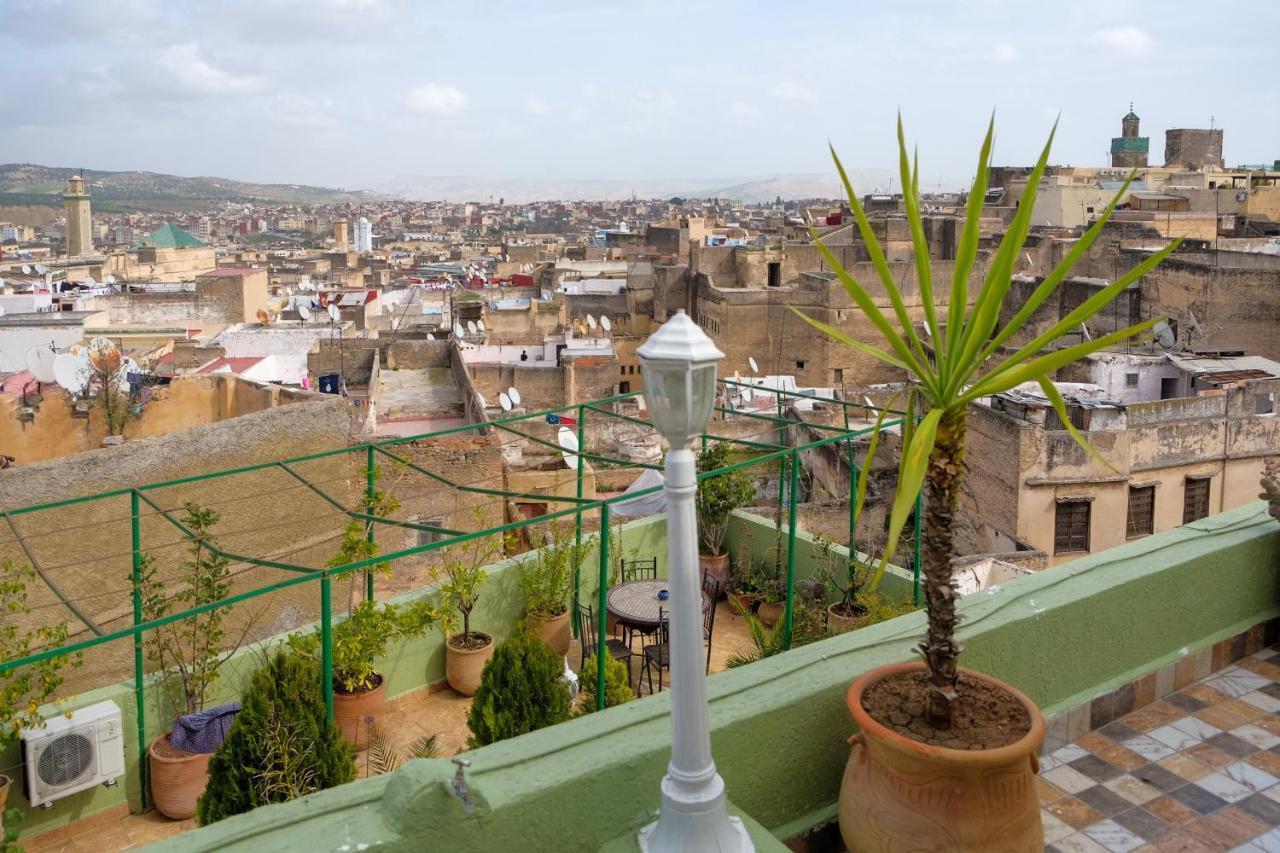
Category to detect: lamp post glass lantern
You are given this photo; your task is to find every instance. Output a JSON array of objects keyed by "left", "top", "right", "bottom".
[{"left": 636, "top": 310, "right": 752, "bottom": 852}]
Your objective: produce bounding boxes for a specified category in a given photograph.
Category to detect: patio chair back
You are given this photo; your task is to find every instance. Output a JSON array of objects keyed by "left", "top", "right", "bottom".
[{"left": 620, "top": 557, "right": 657, "bottom": 582}]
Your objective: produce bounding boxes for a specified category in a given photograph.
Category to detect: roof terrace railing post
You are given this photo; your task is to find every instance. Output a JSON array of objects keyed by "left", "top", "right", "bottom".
[
  {"left": 596, "top": 502, "right": 610, "bottom": 712},
  {"left": 364, "top": 443, "right": 376, "bottom": 604},
  {"left": 572, "top": 404, "right": 586, "bottom": 638},
  {"left": 130, "top": 489, "right": 150, "bottom": 810},
  {"left": 320, "top": 573, "right": 334, "bottom": 723},
  {"left": 783, "top": 448, "right": 799, "bottom": 650}
]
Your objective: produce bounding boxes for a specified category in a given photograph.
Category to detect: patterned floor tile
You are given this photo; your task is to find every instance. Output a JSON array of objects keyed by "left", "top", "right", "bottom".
[
  {"left": 1197, "top": 704, "right": 1259, "bottom": 732},
  {"left": 1246, "top": 750, "right": 1280, "bottom": 778},
  {"left": 1197, "top": 770, "right": 1263, "bottom": 803},
  {"left": 1052, "top": 832, "right": 1115, "bottom": 852},
  {"left": 1137, "top": 763, "right": 1198, "bottom": 793},
  {"left": 1127, "top": 702, "right": 1195, "bottom": 733},
  {"left": 1158, "top": 753, "right": 1215, "bottom": 783},
  {"left": 1144, "top": 794, "right": 1203, "bottom": 827},
  {"left": 1105, "top": 774, "right": 1165, "bottom": 805},
  {"left": 1043, "top": 809, "right": 1079, "bottom": 843},
  {"left": 1126, "top": 735, "right": 1179, "bottom": 762},
  {"left": 1184, "top": 806, "right": 1271, "bottom": 848},
  {"left": 1084, "top": 818, "right": 1148, "bottom": 852},
  {"left": 1151, "top": 725, "right": 1208, "bottom": 751},
  {"left": 1224, "top": 699, "right": 1272, "bottom": 723},
  {"left": 1167, "top": 783, "right": 1230, "bottom": 815},
  {"left": 1172, "top": 717, "right": 1225, "bottom": 741},
  {"left": 1236, "top": 724, "right": 1280, "bottom": 751},
  {"left": 1040, "top": 776, "right": 1071, "bottom": 804},
  {"left": 1209, "top": 732, "right": 1264, "bottom": 759},
  {"left": 1186, "top": 742, "right": 1242, "bottom": 769},
  {"left": 1222, "top": 760, "right": 1280, "bottom": 793},
  {"left": 1241, "top": 691, "right": 1280, "bottom": 715},
  {"left": 1072, "top": 753, "right": 1126, "bottom": 783},
  {"left": 1237, "top": 792, "right": 1280, "bottom": 826},
  {"left": 1111, "top": 807, "right": 1174, "bottom": 842},
  {"left": 1048, "top": 796, "right": 1107, "bottom": 830},
  {"left": 1048, "top": 764, "right": 1107, "bottom": 794},
  {"left": 1079, "top": 784, "right": 1140, "bottom": 818},
  {"left": 1207, "top": 671, "right": 1273, "bottom": 699},
  {"left": 1165, "top": 692, "right": 1211, "bottom": 713},
  {"left": 1183, "top": 683, "right": 1232, "bottom": 705},
  {"left": 1245, "top": 826, "right": 1280, "bottom": 852}
]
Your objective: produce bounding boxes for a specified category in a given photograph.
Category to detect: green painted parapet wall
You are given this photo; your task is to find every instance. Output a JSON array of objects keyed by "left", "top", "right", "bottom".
[
  {"left": 1, "top": 515, "right": 669, "bottom": 840},
  {"left": 156, "top": 503, "right": 1280, "bottom": 851}
]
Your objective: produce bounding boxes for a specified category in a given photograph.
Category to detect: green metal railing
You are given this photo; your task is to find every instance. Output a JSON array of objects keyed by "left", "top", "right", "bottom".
[{"left": 0, "top": 379, "right": 922, "bottom": 787}]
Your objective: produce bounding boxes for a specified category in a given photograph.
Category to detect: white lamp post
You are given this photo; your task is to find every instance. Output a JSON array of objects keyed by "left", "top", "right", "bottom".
[{"left": 636, "top": 310, "right": 753, "bottom": 852}]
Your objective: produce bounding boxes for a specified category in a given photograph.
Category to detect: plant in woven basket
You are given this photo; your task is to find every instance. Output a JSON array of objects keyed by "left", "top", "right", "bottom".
[
  {"left": 466, "top": 631, "right": 571, "bottom": 747},
  {"left": 793, "top": 116, "right": 1179, "bottom": 726},
  {"left": 196, "top": 650, "right": 354, "bottom": 825}
]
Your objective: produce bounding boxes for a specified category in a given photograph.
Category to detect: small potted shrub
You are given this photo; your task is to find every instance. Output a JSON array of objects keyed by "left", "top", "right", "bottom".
[
  {"left": 0, "top": 561, "right": 82, "bottom": 841},
  {"left": 696, "top": 442, "right": 756, "bottom": 592},
  {"left": 576, "top": 653, "right": 635, "bottom": 714},
  {"left": 520, "top": 520, "right": 585, "bottom": 655},
  {"left": 795, "top": 118, "right": 1176, "bottom": 850},
  {"left": 137, "top": 504, "right": 252, "bottom": 821},
  {"left": 290, "top": 596, "right": 445, "bottom": 749},
  {"left": 442, "top": 525, "right": 503, "bottom": 696},
  {"left": 197, "top": 650, "right": 355, "bottom": 825},
  {"left": 466, "top": 631, "right": 571, "bottom": 746}
]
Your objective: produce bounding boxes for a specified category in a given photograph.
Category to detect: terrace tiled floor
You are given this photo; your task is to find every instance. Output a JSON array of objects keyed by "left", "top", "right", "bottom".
[
  {"left": 22, "top": 600, "right": 759, "bottom": 851},
  {"left": 1042, "top": 646, "right": 1280, "bottom": 852}
]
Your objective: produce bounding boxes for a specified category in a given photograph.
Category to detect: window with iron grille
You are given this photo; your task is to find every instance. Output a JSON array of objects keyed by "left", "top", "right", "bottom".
[
  {"left": 1054, "top": 500, "right": 1091, "bottom": 554},
  {"left": 1126, "top": 485, "right": 1155, "bottom": 539},
  {"left": 1183, "top": 478, "right": 1211, "bottom": 524}
]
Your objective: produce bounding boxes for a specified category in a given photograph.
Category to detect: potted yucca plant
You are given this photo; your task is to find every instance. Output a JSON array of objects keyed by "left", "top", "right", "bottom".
[{"left": 796, "top": 117, "right": 1178, "bottom": 851}]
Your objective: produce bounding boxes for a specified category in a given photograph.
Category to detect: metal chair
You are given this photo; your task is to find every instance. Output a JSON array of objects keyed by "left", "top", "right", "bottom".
[
  {"left": 576, "top": 600, "right": 633, "bottom": 682},
  {"left": 701, "top": 572, "right": 721, "bottom": 674},
  {"left": 640, "top": 607, "right": 670, "bottom": 695},
  {"left": 620, "top": 557, "right": 657, "bottom": 581}
]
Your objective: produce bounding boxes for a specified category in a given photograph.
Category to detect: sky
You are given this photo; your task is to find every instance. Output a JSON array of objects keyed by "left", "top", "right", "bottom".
[{"left": 1, "top": 0, "right": 1277, "bottom": 192}]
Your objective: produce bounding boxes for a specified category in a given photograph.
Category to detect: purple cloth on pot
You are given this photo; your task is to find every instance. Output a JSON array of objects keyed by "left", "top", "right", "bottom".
[{"left": 170, "top": 702, "right": 240, "bottom": 754}]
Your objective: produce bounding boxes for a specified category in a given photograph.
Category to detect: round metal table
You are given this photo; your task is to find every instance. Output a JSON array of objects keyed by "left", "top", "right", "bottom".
[{"left": 606, "top": 579, "right": 708, "bottom": 632}]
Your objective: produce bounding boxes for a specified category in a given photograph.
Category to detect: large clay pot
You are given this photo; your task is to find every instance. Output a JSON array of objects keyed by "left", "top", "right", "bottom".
[
  {"left": 333, "top": 674, "right": 386, "bottom": 750},
  {"left": 149, "top": 733, "right": 212, "bottom": 820},
  {"left": 446, "top": 632, "right": 494, "bottom": 696},
  {"left": 757, "top": 601, "right": 783, "bottom": 627},
  {"left": 827, "top": 601, "right": 867, "bottom": 636},
  {"left": 528, "top": 610, "right": 572, "bottom": 656},
  {"left": 839, "top": 662, "right": 1045, "bottom": 852},
  {"left": 698, "top": 553, "right": 730, "bottom": 595}
]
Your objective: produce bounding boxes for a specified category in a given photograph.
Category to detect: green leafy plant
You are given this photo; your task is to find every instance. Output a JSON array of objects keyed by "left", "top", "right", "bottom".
[
  {"left": 576, "top": 653, "right": 635, "bottom": 714},
  {"left": 0, "top": 562, "right": 82, "bottom": 751},
  {"left": 441, "top": 513, "right": 504, "bottom": 647},
  {"left": 365, "top": 726, "right": 440, "bottom": 775},
  {"left": 2, "top": 807, "right": 23, "bottom": 853},
  {"left": 793, "top": 117, "right": 1178, "bottom": 726},
  {"left": 520, "top": 520, "right": 586, "bottom": 619},
  {"left": 290, "top": 597, "right": 447, "bottom": 694},
  {"left": 696, "top": 442, "right": 756, "bottom": 556},
  {"left": 466, "top": 631, "right": 571, "bottom": 747},
  {"left": 330, "top": 463, "right": 400, "bottom": 607},
  {"left": 196, "top": 650, "right": 355, "bottom": 825},
  {"left": 137, "top": 503, "right": 251, "bottom": 720}
]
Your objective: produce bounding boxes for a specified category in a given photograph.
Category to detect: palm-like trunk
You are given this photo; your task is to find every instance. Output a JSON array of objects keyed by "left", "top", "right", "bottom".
[{"left": 919, "top": 409, "right": 966, "bottom": 728}]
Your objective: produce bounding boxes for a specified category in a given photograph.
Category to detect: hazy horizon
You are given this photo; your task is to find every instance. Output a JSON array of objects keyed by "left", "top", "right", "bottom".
[{"left": 3, "top": 0, "right": 1277, "bottom": 191}]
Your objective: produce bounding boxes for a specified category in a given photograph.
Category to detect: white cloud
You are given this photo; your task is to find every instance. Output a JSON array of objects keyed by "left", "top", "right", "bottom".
[
  {"left": 1093, "top": 26, "right": 1155, "bottom": 56},
  {"left": 767, "top": 80, "right": 817, "bottom": 103},
  {"left": 994, "top": 43, "right": 1017, "bottom": 63},
  {"left": 404, "top": 82, "right": 468, "bottom": 116},
  {"left": 729, "top": 100, "right": 760, "bottom": 121},
  {"left": 156, "top": 44, "right": 263, "bottom": 96},
  {"left": 524, "top": 93, "right": 549, "bottom": 115},
  {"left": 628, "top": 88, "right": 675, "bottom": 114}
]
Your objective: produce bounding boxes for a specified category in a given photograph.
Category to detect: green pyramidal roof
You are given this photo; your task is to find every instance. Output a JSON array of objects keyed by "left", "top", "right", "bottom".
[{"left": 131, "top": 223, "right": 207, "bottom": 250}]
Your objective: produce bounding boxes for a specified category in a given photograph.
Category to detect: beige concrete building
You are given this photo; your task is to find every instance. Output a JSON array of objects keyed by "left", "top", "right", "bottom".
[
  {"left": 960, "top": 352, "right": 1280, "bottom": 566},
  {"left": 62, "top": 174, "right": 92, "bottom": 257}
]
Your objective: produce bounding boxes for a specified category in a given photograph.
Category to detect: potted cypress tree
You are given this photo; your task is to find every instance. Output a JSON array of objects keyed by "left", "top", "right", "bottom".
[
  {"left": 520, "top": 520, "right": 585, "bottom": 656},
  {"left": 696, "top": 441, "right": 756, "bottom": 592},
  {"left": 466, "top": 631, "right": 571, "bottom": 746},
  {"left": 0, "top": 561, "right": 81, "bottom": 841},
  {"left": 138, "top": 503, "right": 254, "bottom": 821},
  {"left": 442, "top": 526, "right": 504, "bottom": 696},
  {"left": 795, "top": 117, "right": 1178, "bottom": 851}
]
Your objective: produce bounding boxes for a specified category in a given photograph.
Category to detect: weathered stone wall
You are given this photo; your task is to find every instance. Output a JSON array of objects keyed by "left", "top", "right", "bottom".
[{"left": 384, "top": 339, "right": 451, "bottom": 370}]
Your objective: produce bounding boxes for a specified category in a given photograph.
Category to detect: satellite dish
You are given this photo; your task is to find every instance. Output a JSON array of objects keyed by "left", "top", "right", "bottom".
[
  {"left": 557, "top": 426, "right": 580, "bottom": 470},
  {"left": 298, "top": 303, "right": 312, "bottom": 321},
  {"left": 35, "top": 264, "right": 45, "bottom": 275},
  {"left": 453, "top": 322, "right": 465, "bottom": 338},
  {"left": 20, "top": 265, "right": 30, "bottom": 275},
  {"left": 476, "top": 319, "right": 485, "bottom": 332},
  {"left": 499, "top": 392, "right": 512, "bottom": 411},
  {"left": 467, "top": 320, "right": 478, "bottom": 335},
  {"left": 600, "top": 315, "right": 611, "bottom": 332},
  {"left": 476, "top": 392, "right": 488, "bottom": 409},
  {"left": 85, "top": 276, "right": 96, "bottom": 287},
  {"left": 1153, "top": 320, "right": 1176, "bottom": 349},
  {"left": 327, "top": 303, "right": 340, "bottom": 323},
  {"left": 426, "top": 332, "right": 435, "bottom": 340},
  {"left": 116, "top": 357, "right": 137, "bottom": 391},
  {"left": 864, "top": 396, "right": 875, "bottom": 409},
  {"left": 0, "top": 305, "right": 5, "bottom": 317},
  {"left": 586, "top": 313, "right": 597, "bottom": 329},
  {"left": 256, "top": 308, "right": 270, "bottom": 325},
  {"left": 53, "top": 353, "right": 89, "bottom": 393},
  {"left": 748, "top": 356, "right": 759, "bottom": 374},
  {"left": 106, "top": 274, "right": 117, "bottom": 284},
  {"left": 508, "top": 386, "right": 521, "bottom": 406},
  {"left": 88, "top": 336, "right": 112, "bottom": 351},
  {"left": 26, "top": 347, "right": 57, "bottom": 383}
]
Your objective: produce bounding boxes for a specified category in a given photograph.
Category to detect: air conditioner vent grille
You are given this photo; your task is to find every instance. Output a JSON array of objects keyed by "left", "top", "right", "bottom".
[{"left": 37, "top": 732, "right": 94, "bottom": 787}]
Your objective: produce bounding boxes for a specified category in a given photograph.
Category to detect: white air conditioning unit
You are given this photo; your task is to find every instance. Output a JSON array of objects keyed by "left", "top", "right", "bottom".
[{"left": 20, "top": 700, "right": 125, "bottom": 808}]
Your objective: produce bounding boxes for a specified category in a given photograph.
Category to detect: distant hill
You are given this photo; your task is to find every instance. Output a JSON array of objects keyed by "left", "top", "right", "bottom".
[
  {"left": 384, "top": 171, "right": 900, "bottom": 204},
  {"left": 0, "top": 164, "right": 381, "bottom": 212}
]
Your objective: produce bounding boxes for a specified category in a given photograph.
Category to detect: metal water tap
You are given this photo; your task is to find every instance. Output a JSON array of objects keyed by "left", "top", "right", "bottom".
[{"left": 450, "top": 756, "right": 474, "bottom": 814}]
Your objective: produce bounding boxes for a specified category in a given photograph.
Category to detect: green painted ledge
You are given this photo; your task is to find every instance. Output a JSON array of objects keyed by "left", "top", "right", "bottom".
[{"left": 150, "top": 502, "right": 1280, "bottom": 852}]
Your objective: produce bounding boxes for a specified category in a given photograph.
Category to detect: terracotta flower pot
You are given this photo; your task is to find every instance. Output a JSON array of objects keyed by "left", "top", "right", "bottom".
[
  {"left": 148, "top": 733, "right": 212, "bottom": 820},
  {"left": 839, "top": 661, "right": 1045, "bottom": 852},
  {"left": 757, "top": 601, "right": 783, "bottom": 627},
  {"left": 528, "top": 609, "right": 572, "bottom": 656},
  {"left": 446, "top": 632, "right": 494, "bottom": 696},
  {"left": 698, "top": 553, "right": 730, "bottom": 595},
  {"left": 333, "top": 674, "right": 386, "bottom": 750},
  {"left": 827, "top": 601, "right": 868, "bottom": 636}
]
